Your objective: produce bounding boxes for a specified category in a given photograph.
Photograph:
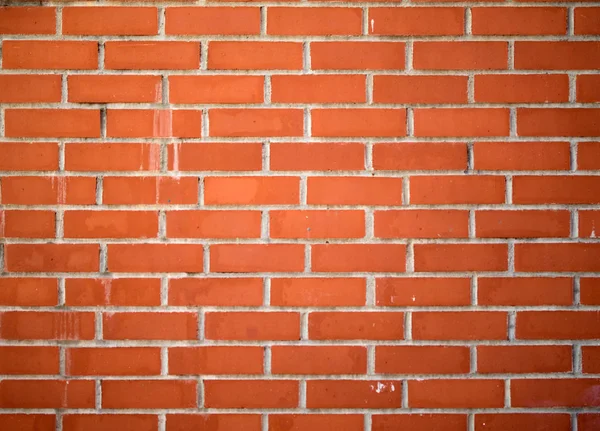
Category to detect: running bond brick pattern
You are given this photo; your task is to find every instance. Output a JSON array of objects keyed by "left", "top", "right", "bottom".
[{"left": 0, "top": 1, "right": 599, "bottom": 431}]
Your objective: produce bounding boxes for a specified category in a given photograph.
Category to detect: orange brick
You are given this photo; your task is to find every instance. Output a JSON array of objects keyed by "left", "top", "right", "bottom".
[
  {"left": 270, "top": 210, "right": 365, "bottom": 239},
  {"left": 374, "top": 75, "right": 468, "bottom": 104},
  {"left": 167, "top": 210, "right": 261, "bottom": 238},
  {"left": 65, "top": 278, "right": 161, "bottom": 307},
  {"left": 270, "top": 415, "right": 363, "bottom": 431},
  {"left": 414, "top": 108, "right": 509, "bottom": 137},
  {"left": 473, "top": 141, "right": 570, "bottom": 170},
  {"left": 580, "top": 210, "right": 600, "bottom": 238},
  {"left": 211, "top": 244, "right": 305, "bottom": 272},
  {"left": 209, "top": 109, "right": 303, "bottom": 137},
  {"left": 0, "top": 278, "right": 58, "bottom": 306},
  {"left": 169, "top": 346, "right": 263, "bottom": 375},
  {"left": 410, "top": 175, "right": 505, "bottom": 204},
  {"left": 2, "top": 41, "right": 97, "bottom": 69},
  {"left": 307, "top": 380, "right": 401, "bottom": 409},
  {"left": 107, "top": 244, "right": 204, "bottom": 273},
  {"left": 0, "top": 75, "right": 61, "bottom": 103},
  {"left": 169, "top": 75, "right": 263, "bottom": 103},
  {"left": 5, "top": 109, "right": 100, "bottom": 138},
  {"left": 518, "top": 108, "right": 600, "bottom": 137},
  {"left": 517, "top": 311, "right": 600, "bottom": 340},
  {"left": 0, "top": 346, "right": 59, "bottom": 375},
  {"left": 271, "top": 75, "right": 365, "bottom": 103},
  {"left": 64, "top": 210, "right": 158, "bottom": 239},
  {"left": 577, "top": 75, "right": 600, "bottom": 103},
  {"left": 102, "top": 380, "right": 197, "bottom": 409},
  {"left": 4, "top": 244, "right": 99, "bottom": 273},
  {"left": 369, "top": 7, "right": 463, "bottom": 35},
  {"left": 103, "top": 312, "right": 198, "bottom": 340},
  {"left": 512, "top": 379, "right": 600, "bottom": 408},
  {"left": 312, "top": 109, "right": 405, "bottom": 137},
  {"left": 103, "top": 177, "right": 198, "bottom": 205},
  {"left": 475, "top": 414, "right": 571, "bottom": 431},
  {"left": 373, "top": 142, "right": 467, "bottom": 170},
  {"left": 167, "top": 143, "right": 262, "bottom": 171},
  {"left": 415, "top": 244, "right": 508, "bottom": 272},
  {"left": 208, "top": 42, "right": 302, "bottom": 70},
  {"left": 575, "top": 7, "right": 600, "bottom": 34},
  {"left": 476, "top": 210, "right": 570, "bottom": 238},
  {"left": 413, "top": 42, "right": 507, "bottom": 70},
  {"left": 65, "top": 143, "right": 161, "bottom": 172},
  {"left": 63, "top": 415, "right": 159, "bottom": 431},
  {"left": 69, "top": 75, "right": 161, "bottom": 103},
  {"left": 375, "top": 210, "right": 469, "bottom": 239},
  {"left": 0, "top": 414, "right": 55, "bottom": 431},
  {"left": 63, "top": 7, "right": 158, "bottom": 35},
  {"left": 311, "top": 42, "right": 404, "bottom": 70},
  {"left": 166, "top": 415, "right": 260, "bottom": 431},
  {"left": 0, "top": 380, "right": 94, "bottom": 409},
  {"left": 204, "top": 176, "right": 300, "bottom": 205},
  {"left": 376, "top": 278, "right": 471, "bottom": 306},
  {"left": 312, "top": 244, "right": 406, "bottom": 273},
  {"left": 308, "top": 177, "right": 403, "bottom": 205},
  {"left": 376, "top": 346, "right": 470, "bottom": 374},
  {"left": 66, "top": 347, "right": 161, "bottom": 376},
  {"left": 0, "top": 311, "right": 95, "bottom": 340},
  {"left": 412, "top": 312, "right": 508, "bottom": 340},
  {"left": 105, "top": 42, "right": 200, "bottom": 70},
  {"left": 472, "top": 7, "right": 567, "bottom": 35},
  {"left": 166, "top": 7, "right": 260, "bottom": 35},
  {"left": 268, "top": 7, "right": 362, "bottom": 35},
  {"left": 270, "top": 277, "right": 366, "bottom": 307},
  {"left": 107, "top": 109, "right": 201, "bottom": 138},
  {"left": 204, "top": 380, "right": 298, "bottom": 408},
  {"left": 478, "top": 345, "right": 572, "bottom": 374},
  {"left": 272, "top": 346, "right": 367, "bottom": 375},
  {"left": 0, "top": 7, "right": 55, "bottom": 34},
  {"left": 270, "top": 142, "right": 365, "bottom": 171},
  {"left": 205, "top": 312, "right": 300, "bottom": 341},
  {"left": 515, "top": 243, "right": 600, "bottom": 272},
  {"left": 373, "top": 415, "right": 467, "bottom": 431},
  {"left": 2, "top": 210, "right": 55, "bottom": 239},
  {"left": 581, "top": 278, "right": 600, "bottom": 305},
  {"left": 513, "top": 176, "right": 600, "bottom": 204},
  {"left": 0, "top": 142, "right": 58, "bottom": 171},
  {"left": 478, "top": 277, "right": 573, "bottom": 306},
  {"left": 309, "top": 312, "right": 404, "bottom": 340},
  {"left": 475, "top": 74, "right": 569, "bottom": 103},
  {"left": 515, "top": 41, "right": 600, "bottom": 70},
  {"left": 409, "top": 380, "right": 504, "bottom": 408},
  {"left": 1, "top": 176, "right": 96, "bottom": 205},
  {"left": 169, "top": 278, "right": 263, "bottom": 306}
]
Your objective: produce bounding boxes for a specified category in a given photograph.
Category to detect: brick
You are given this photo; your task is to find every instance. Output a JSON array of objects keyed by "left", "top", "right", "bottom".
[
  {"left": 66, "top": 348, "right": 161, "bottom": 376},
  {"left": 167, "top": 210, "right": 261, "bottom": 238},
  {"left": 511, "top": 379, "right": 600, "bottom": 407},
  {"left": 376, "top": 346, "right": 470, "bottom": 374},
  {"left": 102, "top": 381, "right": 197, "bottom": 409},
  {"left": 0, "top": 142, "right": 58, "bottom": 171},
  {"left": 375, "top": 210, "right": 469, "bottom": 239},
  {"left": 270, "top": 415, "right": 364, "bottom": 431},
  {"left": 581, "top": 278, "right": 600, "bottom": 305},
  {"left": 516, "top": 311, "right": 600, "bottom": 340},
  {"left": 63, "top": 415, "right": 159, "bottom": 431},
  {"left": 103, "top": 312, "right": 198, "bottom": 340},
  {"left": 0, "top": 415, "right": 55, "bottom": 431},
  {"left": 309, "top": 312, "right": 404, "bottom": 340},
  {"left": 312, "top": 244, "right": 406, "bottom": 273},
  {"left": 107, "top": 244, "right": 204, "bottom": 273},
  {"left": 270, "top": 210, "right": 365, "bottom": 239},
  {"left": 5, "top": 244, "right": 99, "bottom": 272},
  {"left": 376, "top": 278, "right": 471, "bottom": 306},
  {"left": 0, "top": 278, "right": 58, "bottom": 306},
  {"left": 367, "top": 8, "right": 460, "bottom": 36},
  {"left": 64, "top": 210, "right": 158, "bottom": 239},
  {"left": 373, "top": 75, "right": 468, "bottom": 104},
  {"left": 519, "top": 108, "right": 600, "bottom": 137},
  {"left": 414, "top": 244, "right": 508, "bottom": 272},
  {"left": 472, "top": 7, "right": 566, "bottom": 35},
  {"left": 5, "top": 109, "right": 100, "bottom": 138},
  {"left": 209, "top": 109, "right": 303, "bottom": 137},
  {"left": 1, "top": 176, "right": 96, "bottom": 205},
  {"left": 473, "top": 141, "right": 570, "bottom": 170},
  {"left": 516, "top": 243, "right": 600, "bottom": 272},
  {"left": 270, "top": 142, "right": 365, "bottom": 171},
  {"left": 373, "top": 142, "right": 467, "bottom": 171},
  {"left": 169, "top": 278, "right": 263, "bottom": 306},
  {"left": 0, "top": 380, "right": 94, "bottom": 408},
  {"left": 268, "top": 7, "right": 362, "bottom": 35},
  {"left": 65, "top": 278, "right": 161, "bottom": 307},
  {"left": 583, "top": 346, "right": 600, "bottom": 373},
  {"left": 478, "top": 345, "right": 572, "bottom": 374},
  {"left": 205, "top": 312, "right": 300, "bottom": 340},
  {"left": 0, "top": 346, "right": 59, "bottom": 375},
  {"left": 312, "top": 109, "right": 406, "bottom": 137},
  {"left": 580, "top": 211, "right": 600, "bottom": 238},
  {"left": 211, "top": 244, "right": 305, "bottom": 273},
  {"left": 208, "top": 42, "right": 302, "bottom": 70},
  {"left": 204, "top": 177, "right": 300, "bottom": 205},
  {"left": 516, "top": 42, "right": 600, "bottom": 70},
  {"left": 169, "top": 75, "right": 263, "bottom": 103},
  {"left": 106, "top": 109, "right": 201, "bottom": 138},
  {"left": 2, "top": 41, "right": 97, "bottom": 69},
  {"left": 166, "top": 415, "right": 261, "bottom": 431},
  {"left": 270, "top": 277, "right": 366, "bottom": 307},
  {"left": 414, "top": 108, "right": 509, "bottom": 137},
  {"left": 373, "top": 415, "right": 467, "bottom": 431},
  {"left": 2, "top": 210, "right": 55, "bottom": 238},
  {"left": 580, "top": 414, "right": 600, "bottom": 431},
  {"left": 0, "top": 7, "right": 55, "bottom": 34},
  {"left": 69, "top": 75, "right": 161, "bottom": 103},
  {"left": 578, "top": 75, "right": 600, "bottom": 102},
  {"left": 63, "top": 7, "right": 158, "bottom": 35},
  {"left": 575, "top": 7, "right": 600, "bottom": 34},
  {"left": 0, "top": 311, "right": 94, "bottom": 340},
  {"left": 410, "top": 175, "right": 505, "bottom": 204},
  {"left": 476, "top": 210, "right": 570, "bottom": 238},
  {"left": 168, "top": 143, "right": 263, "bottom": 171},
  {"left": 513, "top": 176, "right": 600, "bottom": 204},
  {"left": 169, "top": 347, "right": 264, "bottom": 375},
  {"left": 0, "top": 75, "right": 61, "bottom": 103},
  {"left": 311, "top": 42, "right": 404, "bottom": 70},
  {"left": 65, "top": 143, "right": 161, "bottom": 172},
  {"left": 409, "top": 380, "right": 504, "bottom": 408},
  {"left": 307, "top": 380, "right": 400, "bottom": 409},
  {"left": 204, "top": 380, "right": 298, "bottom": 408},
  {"left": 478, "top": 277, "right": 573, "bottom": 306},
  {"left": 103, "top": 177, "right": 198, "bottom": 205},
  {"left": 272, "top": 346, "right": 367, "bottom": 375},
  {"left": 307, "top": 177, "right": 403, "bottom": 205},
  {"left": 166, "top": 7, "right": 260, "bottom": 35},
  {"left": 475, "top": 74, "right": 569, "bottom": 103},
  {"left": 475, "top": 414, "right": 571, "bottom": 431},
  {"left": 413, "top": 42, "right": 507, "bottom": 70},
  {"left": 412, "top": 312, "right": 508, "bottom": 340},
  {"left": 271, "top": 75, "right": 365, "bottom": 103},
  {"left": 105, "top": 42, "right": 200, "bottom": 70}
]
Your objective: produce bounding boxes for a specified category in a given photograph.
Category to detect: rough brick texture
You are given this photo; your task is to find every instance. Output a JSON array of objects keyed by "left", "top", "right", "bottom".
[{"left": 0, "top": 1, "right": 599, "bottom": 430}]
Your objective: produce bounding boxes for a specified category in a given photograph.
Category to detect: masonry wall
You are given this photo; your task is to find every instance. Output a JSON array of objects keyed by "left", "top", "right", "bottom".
[{"left": 0, "top": 1, "right": 599, "bottom": 430}]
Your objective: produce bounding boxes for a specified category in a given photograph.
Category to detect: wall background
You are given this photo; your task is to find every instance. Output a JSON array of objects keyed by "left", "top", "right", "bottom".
[{"left": 0, "top": 1, "right": 599, "bottom": 430}]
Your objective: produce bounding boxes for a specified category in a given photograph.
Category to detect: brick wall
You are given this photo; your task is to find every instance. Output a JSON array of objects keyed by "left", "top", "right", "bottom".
[{"left": 0, "top": 1, "right": 599, "bottom": 430}]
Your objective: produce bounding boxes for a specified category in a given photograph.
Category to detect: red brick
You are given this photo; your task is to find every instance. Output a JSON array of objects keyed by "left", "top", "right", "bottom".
[
  {"left": 0, "top": 415, "right": 55, "bottom": 431},
  {"left": 167, "top": 210, "right": 261, "bottom": 238},
  {"left": 272, "top": 346, "right": 367, "bottom": 375},
  {"left": 107, "top": 244, "right": 203, "bottom": 273},
  {"left": 5, "top": 109, "right": 100, "bottom": 138},
  {"left": 312, "top": 109, "right": 406, "bottom": 137},
  {"left": 102, "top": 380, "right": 197, "bottom": 409},
  {"left": 409, "top": 380, "right": 504, "bottom": 408},
  {"left": 583, "top": 346, "right": 600, "bottom": 373},
  {"left": 66, "top": 347, "right": 161, "bottom": 376},
  {"left": 516, "top": 42, "right": 600, "bottom": 70},
  {"left": 69, "top": 75, "right": 161, "bottom": 103},
  {"left": 373, "top": 415, "right": 467, "bottom": 431},
  {"left": 204, "top": 380, "right": 298, "bottom": 408},
  {"left": 307, "top": 380, "right": 400, "bottom": 409},
  {"left": 270, "top": 210, "right": 365, "bottom": 239},
  {"left": 308, "top": 177, "right": 403, "bottom": 205},
  {"left": 105, "top": 42, "right": 200, "bottom": 70},
  {"left": 169, "top": 346, "right": 263, "bottom": 375},
  {"left": 169, "top": 75, "right": 263, "bottom": 103},
  {"left": 0, "top": 380, "right": 94, "bottom": 408},
  {"left": 373, "top": 142, "right": 467, "bottom": 170},
  {"left": 475, "top": 74, "right": 569, "bottom": 103},
  {"left": 478, "top": 277, "right": 573, "bottom": 306},
  {"left": 2, "top": 41, "right": 97, "bottom": 69},
  {"left": 0, "top": 311, "right": 94, "bottom": 340},
  {"left": 65, "top": 143, "right": 161, "bottom": 172},
  {"left": 205, "top": 312, "right": 300, "bottom": 340},
  {"left": 412, "top": 312, "right": 508, "bottom": 340},
  {"left": 271, "top": 75, "right": 365, "bottom": 103},
  {"left": 312, "top": 244, "right": 406, "bottom": 273},
  {"left": 103, "top": 312, "right": 197, "bottom": 340},
  {"left": 107, "top": 109, "right": 201, "bottom": 138},
  {"left": 578, "top": 141, "right": 600, "bottom": 171},
  {"left": 309, "top": 312, "right": 404, "bottom": 340},
  {"left": 476, "top": 210, "right": 570, "bottom": 238},
  {"left": 63, "top": 7, "right": 158, "bottom": 35},
  {"left": 211, "top": 244, "right": 304, "bottom": 273},
  {"left": 311, "top": 42, "right": 404, "bottom": 70},
  {"left": 414, "top": 244, "right": 508, "bottom": 272},
  {"left": 270, "top": 277, "right": 366, "bottom": 307},
  {"left": 268, "top": 7, "right": 362, "bottom": 35},
  {"left": 376, "top": 346, "right": 470, "bottom": 374},
  {"left": 166, "top": 415, "right": 261, "bottom": 431},
  {"left": 64, "top": 210, "right": 158, "bottom": 239},
  {"left": 65, "top": 278, "right": 161, "bottom": 307},
  {"left": 478, "top": 345, "right": 572, "bottom": 374},
  {"left": 204, "top": 176, "right": 299, "bottom": 205},
  {"left": 472, "top": 7, "right": 566, "bottom": 35},
  {"left": 0, "top": 278, "right": 57, "bottom": 306},
  {"left": 518, "top": 108, "right": 600, "bottom": 137},
  {"left": 414, "top": 42, "right": 507, "bottom": 70},
  {"left": 270, "top": 142, "right": 365, "bottom": 171},
  {"left": 475, "top": 414, "right": 571, "bottom": 431},
  {"left": 575, "top": 7, "right": 600, "bottom": 34},
  {"left": 270, "top": 415, "right": 363, "bottom": 431},
  {"left": 414, "top": 108, "right": 509, "bottom": 137},
  {"left": 580, "top": 414, "right": 600, "bottom": 431},
  {"left": 0, "top": 7, "right": 55, "bottom": 34},
  {"left": 473, "top": 141, "right": 570, "bottom": 170},
  {"left": 581, "top": 278, "right": 600, "bottom": 305},
  {"left": 209, "top": 109, "right": 303, "bottom": 137},
  {"left": 0, "top": 346, "right": 59, "bottom": 375},
  {"left": 4, "top": 244, "right": 99, "bottom": 272},
  {"left": 375, "top": 210, "right": 469, "bottom": 239},
  {"left": 511, "top": 379, "right": 600, "bottom": 407},
  {"left": 169, "top": 278, "right": 263, "bottom": 306},
  {"left": 578, "top": 76, "right": 600, "bottom": 103},
  {"left": 514, "top": 176, "right": 600, "bottom": 204},
  {"left": 410, "top": 175, "right": 505, "bottom": 204},
  {"left": 516, "top": 243, "right": 600, "bottom": 272},
  {"left": 374, "top": 75, "right": 468, "bottom": 104},
  {"left": 376, "top": 278, "right": 471, "bottom": 306},
  {"left": 103, "top": 177, "right": 198, "bottom": 205},
  {"left": 369, "top": 7, "right": 462, "bottom": 35},
  {"left": 2, "top": 210, "right": 55, "bottom": 238},
  {"left": 63, "top": 415, "right": 159, "bottom": 431},
  {"left": 168, "top": 142, "right": 262, "bottom": 171},
  {"left": 0, "top": 75, "right": 61, "bottom": 103},
  {"left": 580, "top": 211, "right": 600, "bottom": 238},
  {"left": 208, "top": 42, "right": 302, "bottom": 70},
  {"left": 516, "top": 311, "right": 600, "bottom": 340},
  {"left": 0, "top": 142, "right": 58, "bottom": 170},
  {"left": 166, "top": 7, "right": 260, "bottom": 35},
  {"left": 1, "top": 176, "right": 95, "bottom": 205}
]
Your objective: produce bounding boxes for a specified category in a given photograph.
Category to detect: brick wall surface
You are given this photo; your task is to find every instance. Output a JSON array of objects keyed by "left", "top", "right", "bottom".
[{"left": 0, "top": 1, "right": 599, "bottom": 430}]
